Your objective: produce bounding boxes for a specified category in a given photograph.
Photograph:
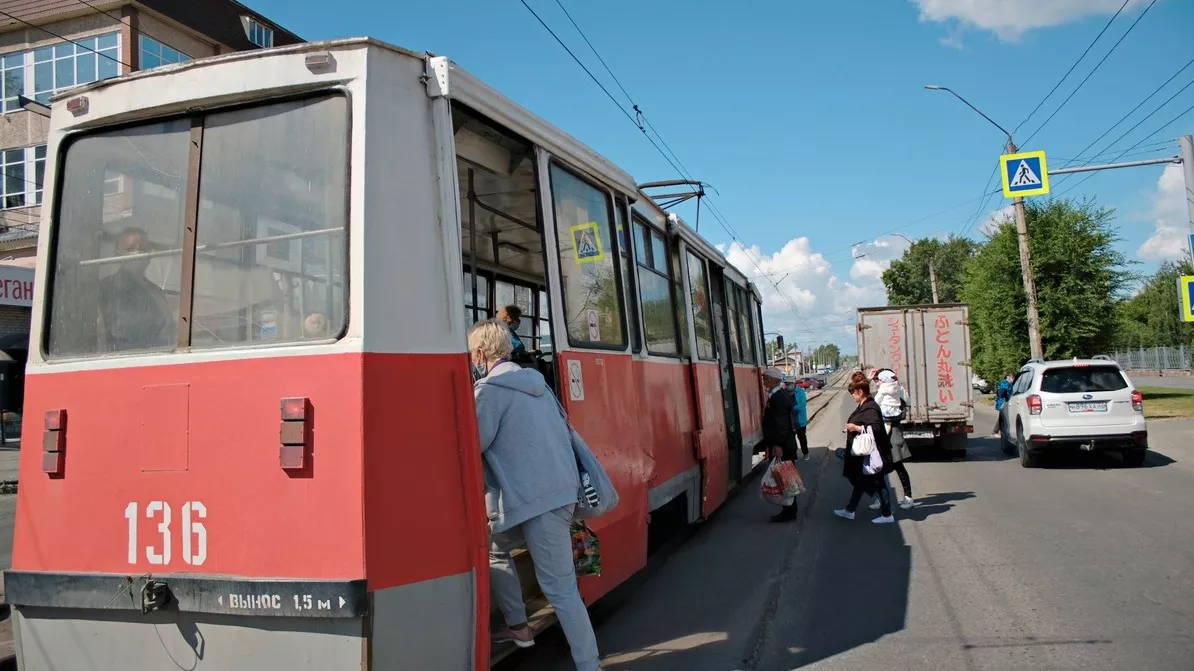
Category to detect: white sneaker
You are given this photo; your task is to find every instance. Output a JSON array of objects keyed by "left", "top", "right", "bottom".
[
  {"left": 869, "top": 500, "right": 881, "bottom": 510},
  {"left": 872, "top": 515, "right": 896, "bottom": 524},
  {"left": 803, "top": 453, "right": 811, "bottom": 461},
  {"left": 833, "top": 509, "right": 855, "bottom": 520},
  {"left": 899, "top": 497, "right": 916, "bottom": 509}
]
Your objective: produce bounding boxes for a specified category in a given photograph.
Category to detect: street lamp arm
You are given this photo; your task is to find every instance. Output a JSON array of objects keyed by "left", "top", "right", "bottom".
[{"left": 925, "top": 85, "right": 1013, "bottom": 141}]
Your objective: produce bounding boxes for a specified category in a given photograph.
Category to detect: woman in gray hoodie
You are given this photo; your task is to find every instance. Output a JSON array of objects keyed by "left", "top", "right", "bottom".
[{"left": 469, "top": 319, "right": 602, "bottom": 671}]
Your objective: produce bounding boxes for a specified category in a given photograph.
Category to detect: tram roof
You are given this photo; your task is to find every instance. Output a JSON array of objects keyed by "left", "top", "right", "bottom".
[{"left": 54, "top": 36, "right": 760, "bottom": 299}]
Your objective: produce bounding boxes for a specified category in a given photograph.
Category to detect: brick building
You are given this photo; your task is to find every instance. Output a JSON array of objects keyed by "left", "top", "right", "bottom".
[{"left": 0, "top": 0, "right": 301, "bottom": 431}]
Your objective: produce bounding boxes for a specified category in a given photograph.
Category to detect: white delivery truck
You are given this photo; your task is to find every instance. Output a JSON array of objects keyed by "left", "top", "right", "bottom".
[{"left": 856, "top": 304, "right": 974, "bottom": 452}]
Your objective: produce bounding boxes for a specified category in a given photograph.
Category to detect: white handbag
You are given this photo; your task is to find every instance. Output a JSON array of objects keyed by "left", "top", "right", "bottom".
[{"left": 850, "top": 426, "right": 877, "bottom": 457}]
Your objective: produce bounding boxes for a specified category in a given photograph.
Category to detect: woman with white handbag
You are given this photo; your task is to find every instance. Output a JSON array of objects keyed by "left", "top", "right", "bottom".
[{"left": 834, "top": 372, "right": 897, "bottom": 524}]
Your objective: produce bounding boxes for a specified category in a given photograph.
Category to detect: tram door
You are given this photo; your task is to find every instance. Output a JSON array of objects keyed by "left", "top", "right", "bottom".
[{"left": 708, "top": 266, "right": 743, "bottom": 484}]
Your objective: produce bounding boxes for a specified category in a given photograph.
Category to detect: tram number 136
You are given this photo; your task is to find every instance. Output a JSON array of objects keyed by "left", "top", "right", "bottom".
[{"left": 124, "top": 501, "right": 208, "bottom": 566}]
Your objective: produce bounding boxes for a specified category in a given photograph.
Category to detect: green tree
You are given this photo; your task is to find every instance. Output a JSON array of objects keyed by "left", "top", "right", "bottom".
[
  {"left": 1115, "top": 257, "right": 1194, "bottom": 349},
  {"left": 882, "top": 235, "right": 979, "bottom": 305},
  {"left": 962, "top": 198, "right": 1130, "bottom": 382},
  {"left": 809, "top": 343, "right": 841, "bottom": 368}
]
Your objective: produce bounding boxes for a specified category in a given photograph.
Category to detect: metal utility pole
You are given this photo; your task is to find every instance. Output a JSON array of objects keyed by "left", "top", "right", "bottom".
[
  {"left": 928, "top": 258, "right": 940, "bottom": 304},
  {"left": 1181, "top": 135, "right": 1194, "bottom": 262},
  {"left": 925, "top": 85, "right": 1043, "bottom": 360},
  {"left": 1007, "top": 136, "right": 1043, "bottom": 361}
]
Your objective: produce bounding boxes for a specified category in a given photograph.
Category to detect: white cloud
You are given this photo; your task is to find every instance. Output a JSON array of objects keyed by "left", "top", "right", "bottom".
[
  {"left": 978, "top": 205, "right": 1015, "bottom": 236},
  {"left": 719, "top": 235, "right": 909, "bottom": 353},
  {"left": 910, "top": 0, "right": 1152, "bottom": 42},
  {"left": 1136, "top": 164, "right": 1190, "bottom": 261}
]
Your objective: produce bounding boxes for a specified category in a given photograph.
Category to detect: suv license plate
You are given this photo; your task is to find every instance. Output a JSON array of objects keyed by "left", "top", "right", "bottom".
[{"left": 1068, "top": 402, "right": 1107, "bottom": 413}]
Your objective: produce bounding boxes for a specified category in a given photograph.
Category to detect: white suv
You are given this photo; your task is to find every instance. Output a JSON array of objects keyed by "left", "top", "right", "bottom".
[{"left": 998, "top": 357, "right": 1148, "bottom": 468}]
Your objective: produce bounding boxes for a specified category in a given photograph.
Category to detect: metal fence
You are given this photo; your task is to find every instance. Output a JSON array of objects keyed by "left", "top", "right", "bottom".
[{"left": 1106, "top": 345, "right": 1191, "bottom": 371}]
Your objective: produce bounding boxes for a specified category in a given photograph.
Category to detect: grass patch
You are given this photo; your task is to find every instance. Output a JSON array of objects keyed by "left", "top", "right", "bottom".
[{"left": 1138, "top": 386, "right": 1194, "bottom": 419}]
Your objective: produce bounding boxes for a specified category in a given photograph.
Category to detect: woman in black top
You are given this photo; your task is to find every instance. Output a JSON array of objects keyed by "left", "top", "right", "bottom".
[{"left": 834, "top": 372, "right": 896, "bottom": 523}]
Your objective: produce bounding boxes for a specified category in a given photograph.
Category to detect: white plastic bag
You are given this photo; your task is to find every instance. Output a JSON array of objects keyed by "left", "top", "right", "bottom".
[
  {"left": 863, "top": 447, "right": 884, "bottom": 475},
  {"left": 760, "top": 457, "right": 795, "bottom": 507},
  {"left": 851, "top": 426, "right": 876, "bottom": 456}
]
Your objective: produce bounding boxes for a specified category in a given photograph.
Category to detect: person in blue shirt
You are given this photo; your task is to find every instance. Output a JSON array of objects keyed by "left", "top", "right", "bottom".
[
  {"left": 496, "top": 305, "right": 533, "bottom": 365},
  {"left": 992, "top": 372, "right": 1015, "bottom": 436},
  {"left": 788, "top": 378, "right": 810, "bottom": 461}
]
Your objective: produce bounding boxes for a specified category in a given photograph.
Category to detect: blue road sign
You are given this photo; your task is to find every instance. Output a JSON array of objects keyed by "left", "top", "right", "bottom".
[
  {"left": 1180, "top": 275, "right": 1194, "bottom": 324},
  {"left": 1000, "top": 150, "right": 1050, "bottom": 198}
]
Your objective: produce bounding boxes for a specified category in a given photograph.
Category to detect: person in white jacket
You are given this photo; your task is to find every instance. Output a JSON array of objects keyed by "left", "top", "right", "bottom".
[{"left": 869, "top": 369, "right": 916, "bottom": 509}]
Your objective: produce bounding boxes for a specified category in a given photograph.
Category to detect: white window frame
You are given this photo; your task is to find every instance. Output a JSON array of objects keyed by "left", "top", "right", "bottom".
[
  {"left": 138, "top": 35, "right": 190, "bottom": 71},
  {"left": 245, "top": 18, "right": 274, "bottom": 48},
  {"left": 1, "top": 145, "right": 46, "bottom": 210},
  {"left": 0, "top": 32, "right": 121, "bottom": 114}
]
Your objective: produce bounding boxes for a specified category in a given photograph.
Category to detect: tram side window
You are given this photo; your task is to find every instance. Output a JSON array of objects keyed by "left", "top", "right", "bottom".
[
  {"left": 464, "top": 272, "right": 490, "bottom": 323},
  {"left": 670, "top": 238, "right": 689, "bottom": 358},
  {"left": 191, "top": 95, "right": 348, "bottom": 348},
  {"left": 548, "top": 164, "right": 625, "bottom": 348},
  {"left": 633, "top": 219, "right": 678, "bottom": 356},
  {"left": 726, "top": 281, "right": 742, "bottom": 364},
  {"left": 740, "top": 288, "right": 757, "bottom": 364},
  {"left": 46, "top": 119, "right": 190, "bottom": 356},
  {"left": 616, "top": 201, "right": 641, "bottom": 353},
  {"left": 686, "top": 251, "right": 715, "bottom": 361}
]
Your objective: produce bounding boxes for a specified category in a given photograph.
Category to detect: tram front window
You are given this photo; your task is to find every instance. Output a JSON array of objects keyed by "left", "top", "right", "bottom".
[{"left": 44, "top": 93, "right": 349, "bottom": 357}]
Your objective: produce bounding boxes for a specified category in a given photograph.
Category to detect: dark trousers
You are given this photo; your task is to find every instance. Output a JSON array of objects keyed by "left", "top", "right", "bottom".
[
  {"left": 848, "top": 478, "right": 891, "bottom": 517},
  {"left": 795, "top": 424, "right": 808, "bottom": 455},
  {"left": 891, "top": 462, "right": 912, "bottom": 498}
]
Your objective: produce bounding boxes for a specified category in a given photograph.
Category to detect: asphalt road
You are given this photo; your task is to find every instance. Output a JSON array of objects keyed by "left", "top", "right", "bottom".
[{"left": 500, "top": 394, "right": 1194, "bottom": 670}]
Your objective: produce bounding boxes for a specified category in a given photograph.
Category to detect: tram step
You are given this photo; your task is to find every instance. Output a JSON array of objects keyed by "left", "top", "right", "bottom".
[{"left": 489, "top": 597, "right": 556, "bottom": 667}]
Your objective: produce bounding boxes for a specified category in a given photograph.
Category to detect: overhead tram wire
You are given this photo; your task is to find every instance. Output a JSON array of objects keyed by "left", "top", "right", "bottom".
[
  {"left": 1056, "top": 102, "right": 1194, "bottom": 198},
  {"left": 1052, "top": 76, "right": 1194, "bottom": 190},
  {"left": 1019, "top": 0, "right": 1155, "bottom": 146},
  {"left": 955, "top": 0, "right": 1136, "bottom": 239},
  {"left": 517, "top": 0, "right": 814, "bottom": 329},
  {"left": 0, "top": 7, "right": 130, "bottom": 69},
  {"left": 69, "top": 0, "right": 193, "bottom": 59},
  {"left": 1014, "top": 0, "right": 1132, "bottom": 133},
  {"left": 515, "top": 0, "right": 689, "bottom": 182},
  {"left": 1055, "top": 59, "right": 1194, "bottom": 171}
]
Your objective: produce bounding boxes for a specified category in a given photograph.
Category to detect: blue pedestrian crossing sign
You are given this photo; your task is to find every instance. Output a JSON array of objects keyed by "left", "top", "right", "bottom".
[
  {"left": 1179, "top": 275, "right": 1194, "bottom": 323},
  {"left": 1000, "top": 150, "right": 1050, "bottom": 198}
]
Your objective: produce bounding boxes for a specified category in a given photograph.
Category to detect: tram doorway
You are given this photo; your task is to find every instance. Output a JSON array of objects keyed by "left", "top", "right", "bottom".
[{"left": 453, "top": 102, "right": 556, "bottom": 389}]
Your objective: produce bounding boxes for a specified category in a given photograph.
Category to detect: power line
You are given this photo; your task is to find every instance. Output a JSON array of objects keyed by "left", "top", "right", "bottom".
[
  {"left": 1057, "top": 60, "right": 1194, "bottom": 171},
  {"left": 518, "top": 0, "right": 814, "bottom": 329},
  {"left": 1015, "top": 0, "right": 1132, "bottom": 133},
  {"left": 1056, "top": 103, "right": 1194, "bottom": 198},
  {"left": 0, "top": 7, "right": 129, "bottom": 69},
  {"left": 1019, "top": 0, "right": 1158, "bottom": 147},
  {"left": 70, "top": 0, "right": 190, "bottom": 60}
]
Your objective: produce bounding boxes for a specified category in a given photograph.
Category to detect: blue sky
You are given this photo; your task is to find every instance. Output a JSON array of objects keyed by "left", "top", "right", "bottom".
[{"left": 248, "top": 0, "right": 1193, "bottom": 351}]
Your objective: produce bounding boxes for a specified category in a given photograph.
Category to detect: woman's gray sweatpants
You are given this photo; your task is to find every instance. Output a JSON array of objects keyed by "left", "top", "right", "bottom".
[{"left": 490, "top": 504, "right": 601, "bottom": 671}]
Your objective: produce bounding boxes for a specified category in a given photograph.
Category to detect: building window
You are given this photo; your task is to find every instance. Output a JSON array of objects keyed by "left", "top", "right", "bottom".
[
  {"left": 2, "top": 53, "right": 24, "bottom": 113},
  {"left": 246, "top": 18, "right": 274, "bottom": 48},
  {"left": 139, "top": 36, "right": 190, "bottom": 71},
  {"left": 32, "top": 33, "right": 121, "bottom": 104},
  {"left": 0, "top": 145, "right": 46, "bottom": 210},
  {"left": 1, "top": 33, "right": 122, "bottom": 112}
]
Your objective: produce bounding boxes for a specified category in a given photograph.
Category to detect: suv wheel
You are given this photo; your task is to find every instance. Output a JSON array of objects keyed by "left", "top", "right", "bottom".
[
  {"left": 1122, "top": 450, "right": 1147, "bottom": 468},
  {"left": 1017, "top": 421, "right": 1037, "bottom": 468}
]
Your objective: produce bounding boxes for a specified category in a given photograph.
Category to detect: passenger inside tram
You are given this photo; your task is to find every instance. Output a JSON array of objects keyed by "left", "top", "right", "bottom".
[{"left": 453, "top": 102, "right": 556, "bottom": 389}]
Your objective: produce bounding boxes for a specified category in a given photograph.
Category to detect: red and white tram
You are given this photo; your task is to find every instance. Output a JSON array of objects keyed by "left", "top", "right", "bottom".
[{"left": 5, "top": 38, "right": 770, "bottom": 670}]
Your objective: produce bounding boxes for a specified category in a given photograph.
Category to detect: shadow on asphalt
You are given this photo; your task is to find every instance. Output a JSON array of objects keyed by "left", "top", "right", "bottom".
[{"left": 1031, "top": 449, "right": 1176, "bottom": 470}]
